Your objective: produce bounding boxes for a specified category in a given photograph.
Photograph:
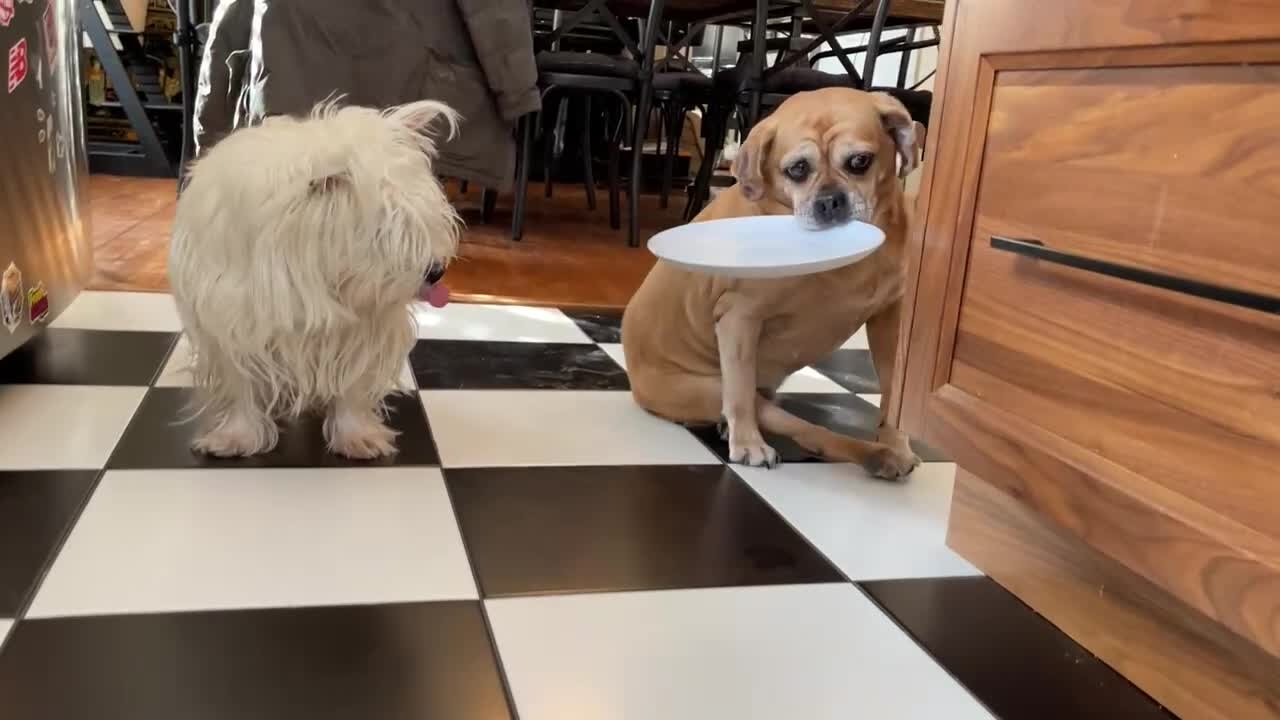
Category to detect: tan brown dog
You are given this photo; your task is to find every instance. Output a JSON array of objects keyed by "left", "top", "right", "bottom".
[{"left": 621, "top": 87, "right": 923, "bottom": 478}]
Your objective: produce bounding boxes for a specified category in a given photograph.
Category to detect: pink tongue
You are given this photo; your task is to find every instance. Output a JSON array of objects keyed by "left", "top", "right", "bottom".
[{"left": 420, "top": 283, "right": 450, "bottom": 308}]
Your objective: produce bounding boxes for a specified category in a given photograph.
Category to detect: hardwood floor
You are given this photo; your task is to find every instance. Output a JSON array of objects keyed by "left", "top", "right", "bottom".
[{"left": 87, "top": 174, "right": 680, "bottom": 308}]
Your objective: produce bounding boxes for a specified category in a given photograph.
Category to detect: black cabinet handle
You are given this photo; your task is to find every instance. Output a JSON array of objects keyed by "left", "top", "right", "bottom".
[{"left": 990, "top": 236, "right": 1280, "bottom": 316}]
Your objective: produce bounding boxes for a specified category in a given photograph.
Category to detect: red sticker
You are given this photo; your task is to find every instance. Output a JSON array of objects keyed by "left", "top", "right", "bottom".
[
  {"left": 8, "top": 38, "right": 28, "bottom": 93},
  {"left": 0, "top": 0, "right": 13, "bottom": 28}
]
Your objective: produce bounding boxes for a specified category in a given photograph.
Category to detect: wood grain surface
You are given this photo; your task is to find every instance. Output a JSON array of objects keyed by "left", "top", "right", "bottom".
[
  {"left": 949, "top": 469, "right": 1280, "bottom": 720},
  {"left": 891, "top": 0, "right": 1280, "bottom": 712}
]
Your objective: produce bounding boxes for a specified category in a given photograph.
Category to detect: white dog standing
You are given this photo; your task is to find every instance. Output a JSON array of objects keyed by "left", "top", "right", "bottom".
[{"left": 169, "top": 100, "right": 460, "bottom": 459}]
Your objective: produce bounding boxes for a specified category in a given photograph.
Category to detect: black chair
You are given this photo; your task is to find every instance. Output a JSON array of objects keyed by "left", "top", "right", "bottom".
[
  {"left": 649, "top": 25, "right": 714, "bottom": 209},
  {"left": 511, "top": 1, "right": 664, "bottom": 247}
]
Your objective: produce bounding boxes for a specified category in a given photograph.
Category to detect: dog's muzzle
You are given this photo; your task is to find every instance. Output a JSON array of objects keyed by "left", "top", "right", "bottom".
[{"left": 812, "top": 188, "right": 852, "bottom": 227}]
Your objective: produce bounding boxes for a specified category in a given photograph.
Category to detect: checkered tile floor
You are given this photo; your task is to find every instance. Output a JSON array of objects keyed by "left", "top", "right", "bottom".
[{"left": 0, "top": 291, "right": 1174, "bottom": 719}]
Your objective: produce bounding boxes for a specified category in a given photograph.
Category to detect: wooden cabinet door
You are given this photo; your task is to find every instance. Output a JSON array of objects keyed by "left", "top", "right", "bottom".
[{"left": 894, "top": 0, "right": 1280, "bottom": 683}]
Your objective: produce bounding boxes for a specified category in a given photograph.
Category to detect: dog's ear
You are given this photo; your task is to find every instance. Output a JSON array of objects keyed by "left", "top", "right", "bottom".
[
  {"left": 732, "top": 117, "right": 778, "bottom": 202},
  {"left": 386, "top": 100, "right": 461, "bottom": 142},
  {"left": 871, "top": 92, "right": 921, "bottom": 178}
]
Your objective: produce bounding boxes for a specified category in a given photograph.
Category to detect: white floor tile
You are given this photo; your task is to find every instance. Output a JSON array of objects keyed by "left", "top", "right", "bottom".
[
  {"left": 487, "top": 584, "right": 992, "bottom": 720},
  {"left": 859, "top": 393, "right": 882, "bottom": 407},
  {"left": 598, "top": 343, "right": 626, "bottom": 371},
  {"left": 51, "top": 291, "right": 182, "bottom": 332},
  {"left": 841, "top": 326, "right": 869, "bottom": 350},
  {"left": 0, "top": 385, "right": 146, "bottom": 470},
  {"left": 28, "top": 467, "right": 477, "bottom": 618},
  {"left": 735, "top": 462, "right": 979, "bottom": 580},
  {"left": 421, "top": 390, "right": 718, "bottom": 467},
  {"left": 157, "top": 335, "right": 415, "bottom": 390},
  {"left": 413, "top": 302, "right": 591, "bottom": 344},
  {"left": 777, "top": 367, "right": 848, "bottom": 394}
]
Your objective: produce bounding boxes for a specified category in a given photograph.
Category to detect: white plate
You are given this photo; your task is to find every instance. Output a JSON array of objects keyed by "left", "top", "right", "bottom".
[{"left": 647, "top": 215, "right": 885, "bottom": 278}]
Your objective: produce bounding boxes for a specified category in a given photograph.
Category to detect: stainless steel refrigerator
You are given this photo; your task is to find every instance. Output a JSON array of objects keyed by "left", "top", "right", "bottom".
[{"left": 0, "top": 0, "right": 91, "bottom": 359}]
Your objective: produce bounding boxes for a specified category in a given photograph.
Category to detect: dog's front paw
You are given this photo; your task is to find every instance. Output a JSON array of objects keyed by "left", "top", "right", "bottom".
[
  {"left": 728, "top": 428, "right": 780, "bottom": 469},
  {"left": 192, "top": 426, "right": 276, "bottom": 458},
  {"left": 862, "top": 446, "right": 920, "bottom": 481},
  {"left": 325, "top": 410, "right": 398, "bottom": 460}
]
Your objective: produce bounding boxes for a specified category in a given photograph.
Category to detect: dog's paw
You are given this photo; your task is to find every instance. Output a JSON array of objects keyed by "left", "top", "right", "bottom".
[
  {"left": 192, "top": 426, "right": 276, "bottom": 458},
  {"left": 325, "top": 412, "right": 398, "bottom": 460},
  {"left": 729, "top": 435, "right": 781, "bottom": 469},
  {"left": 862, "top": 446, "right": 920, "bottom": 481}
]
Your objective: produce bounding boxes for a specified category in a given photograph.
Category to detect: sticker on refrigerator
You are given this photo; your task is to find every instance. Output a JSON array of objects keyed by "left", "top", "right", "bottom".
[
  {"left": 2, "top": 263, "right": 24, "bottom": 334},
  {"left": 0, "top": 1, "right": 13, "bottom": 28},
  {"left": 8, "top": 37, "right": 28, "bottom": 93},
  {"left": 27, "top": 282, "right": 48, "bottom": 324}
]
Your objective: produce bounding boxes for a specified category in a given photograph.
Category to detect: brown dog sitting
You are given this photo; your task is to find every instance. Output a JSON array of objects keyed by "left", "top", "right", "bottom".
[{"left": 621, "top": 87, "right": 924, "bottom": 479}]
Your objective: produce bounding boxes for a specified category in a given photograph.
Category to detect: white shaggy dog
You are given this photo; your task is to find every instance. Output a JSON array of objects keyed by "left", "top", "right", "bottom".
[{"left": 169, "top": 100, "right": 460, "bottom": 459}]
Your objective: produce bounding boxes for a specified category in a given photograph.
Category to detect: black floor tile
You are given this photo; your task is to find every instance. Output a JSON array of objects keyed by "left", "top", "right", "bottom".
[
  {"left": 861, "top": 576, "right": 1176, "bottom": 720},
  {"left": 0, "top": 471, "right": 99, "bottom": 616},
  {"left": 689, "top": 393, "right": 948, "bottom": 464},
  {"left": 447, "top": 464, "right": 843, "bottom": 597},
  {"left": 411, "top": 339, "right": 627, "bottom": 390},
  {"left": 0, "top": 601, "right": 512, "bottom": 720},
  {"left": 108, "top": 388, "right": 439, "bottom": 469},
  {"left": 0, "top": 330, "right": 176, "bottom": 386},
  {"left": 812, "top": 349, "right": 879, "bottom": 393},
  {"left": 561, "top": 308, "right": 623, "bottom": 344}
]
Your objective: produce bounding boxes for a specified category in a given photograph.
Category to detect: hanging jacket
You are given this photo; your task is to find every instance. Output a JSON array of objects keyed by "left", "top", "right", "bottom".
[{"left": 194, "top": 0, "right": 540, "bottom": 190}]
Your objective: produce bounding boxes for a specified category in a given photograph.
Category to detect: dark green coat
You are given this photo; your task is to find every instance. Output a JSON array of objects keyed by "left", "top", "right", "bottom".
[{"left": 194, "top": 0, "right": 540, "bottom": 189}]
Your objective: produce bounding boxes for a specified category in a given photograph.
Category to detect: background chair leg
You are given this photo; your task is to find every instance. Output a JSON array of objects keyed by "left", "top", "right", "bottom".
[
  {"left": 629, "top": 83, "right": 655, "bottom": 248},
  {"left": 512, "top": 113, "right": 535, "bottom": 241},
  {"left": 459, "top": 179, "right": 469, "bottom": 195},
  {"left": 660, "top": 100, "right": 683, "bottom": 209},
  {"left": 685, "top": 105, "right": 726, "bottom": 221},
  {"left": 543, "top": 96, "right": 560, "bottom": 199},
  {"left": 606, "top": 100, "right": 623, "bottom": 230},
  {"left": 581, "top": 96, "right": 598, "bottom": 212},
  {"left": 481, "top": 188, "right": 497, "bottom": 224}
]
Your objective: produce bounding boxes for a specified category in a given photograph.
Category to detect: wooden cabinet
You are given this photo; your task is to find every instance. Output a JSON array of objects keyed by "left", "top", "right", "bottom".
[{"left": 893, "top": 2, "right": 1280, "bottom": 717}]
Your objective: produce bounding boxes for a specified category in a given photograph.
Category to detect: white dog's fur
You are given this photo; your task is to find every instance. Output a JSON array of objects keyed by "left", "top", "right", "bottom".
[{"left": 169, "top": 100, "right": 460, "bottom": 459}]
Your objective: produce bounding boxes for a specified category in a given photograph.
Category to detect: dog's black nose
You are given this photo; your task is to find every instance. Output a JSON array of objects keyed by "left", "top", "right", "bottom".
[
  {"left": 813, "top": 190, "right": 850, "bottom": 224},
  {"left": 424, "top": 262, "right": 446, "bottom": 285}
]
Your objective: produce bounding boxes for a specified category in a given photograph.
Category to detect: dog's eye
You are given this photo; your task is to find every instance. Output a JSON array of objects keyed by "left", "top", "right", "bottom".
[
  {"left": 784, "top": 159, "right": 810, "bottom": 182},
  {"left": 846, "top": 153, "right": 873, "bottom": 175}
]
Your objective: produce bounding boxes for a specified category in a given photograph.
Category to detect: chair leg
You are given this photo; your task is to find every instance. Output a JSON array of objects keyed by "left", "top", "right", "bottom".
[
  {"left": 459, "top": 179, "right": 469, "bottom": 195},
  {"left": 629, "top": 82, "right": 655, "bottom": 248},
  {"left": 481, "top": 188, "right": 497, "bottom": 224},
  {"left": 660, "top": 100, "right": 683, "bottom": 210},
  {"left": 543, "top": 96, "right": 559, "bottom": 199},
  {"left": 512, "top": 113, "right": 535, "bottom": 241},
  {"left": 606, "top": 102, "right": 622, "bottom": 231},
  {"left": 581, "top": 96, "right": 597, "bottom": 211},
  {"left": 685, "top": 105, "right": 726, "bottom": 221}
]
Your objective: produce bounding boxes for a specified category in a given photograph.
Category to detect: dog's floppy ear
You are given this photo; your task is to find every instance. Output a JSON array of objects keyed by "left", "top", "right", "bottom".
[
  {"left": 871, "top": 92, "right": 921, "bottom": 178},
  {"left": 732, "top": 116, "right": 778, "bottom": 202},
  {"left": 386, "top": 100, "right": 462, "bottom": 143}
]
